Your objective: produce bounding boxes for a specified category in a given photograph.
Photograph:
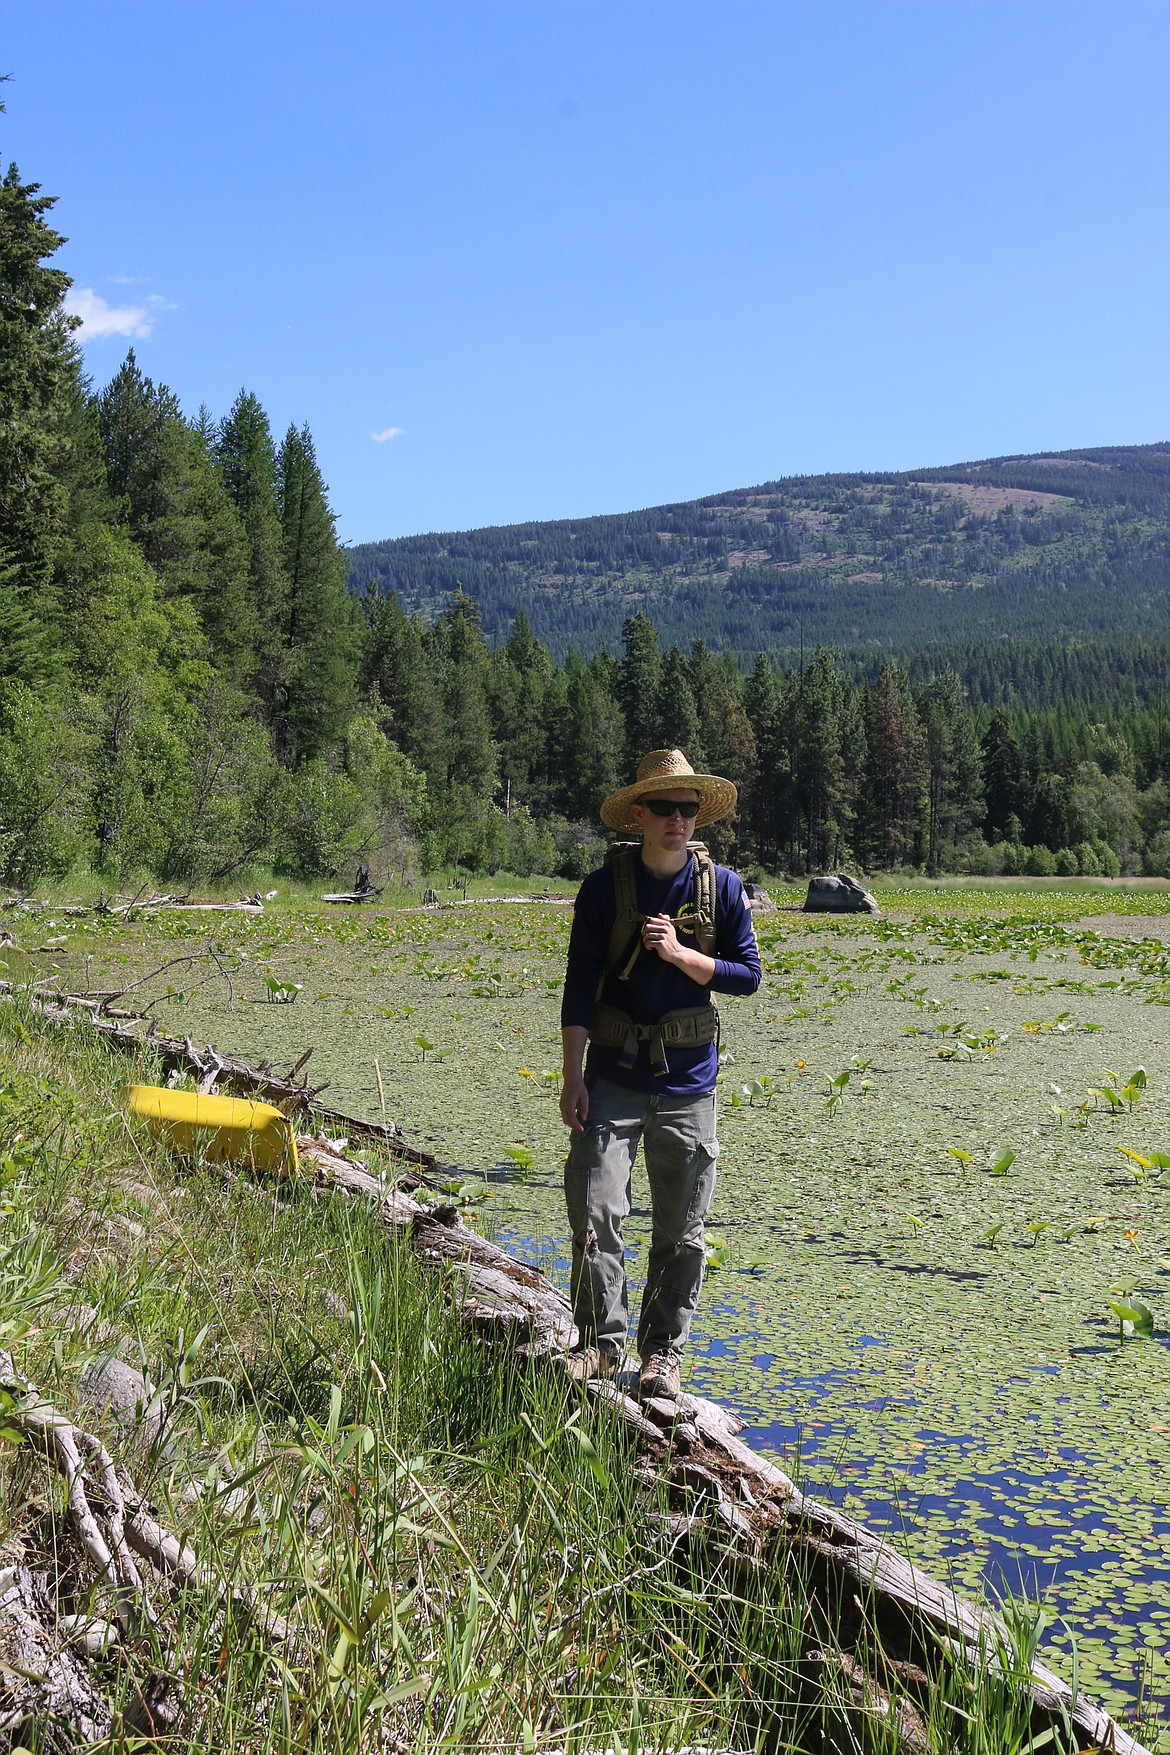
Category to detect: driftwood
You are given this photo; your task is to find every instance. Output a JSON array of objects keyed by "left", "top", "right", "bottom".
[
  {"left": 0, "top": 980, "right": 445, "bottom": 1177},
  {"left": 294, "top": 1152, "right": 1152, "bottom": 1755},
  {"left": 166, "top": 897, "right": 264, "bottom": 914},
  {"left": 0, "top": 1567, "right": 114, "bottom": 1748},
  {"left": 0, "top": 1348, "right": 294, "bottom": 1746}
]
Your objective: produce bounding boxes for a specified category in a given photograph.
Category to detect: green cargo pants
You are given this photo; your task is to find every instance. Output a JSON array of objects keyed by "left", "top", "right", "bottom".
[{"left": 563, "top": 1077, "right": 719, "bottom": 1361}]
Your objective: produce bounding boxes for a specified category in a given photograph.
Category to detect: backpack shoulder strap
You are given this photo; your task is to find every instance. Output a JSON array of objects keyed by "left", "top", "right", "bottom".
[
  {"left": 599, "top": 846, "right": 643, "bottom": 996},
  {"left": 687, "top": 841, "right": 718, "bottom": 959}
]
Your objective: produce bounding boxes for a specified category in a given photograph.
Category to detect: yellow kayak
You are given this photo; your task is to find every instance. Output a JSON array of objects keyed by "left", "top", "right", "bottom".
[{"left": 122, "top": 1084, "right": 298, "bottom": 1177}]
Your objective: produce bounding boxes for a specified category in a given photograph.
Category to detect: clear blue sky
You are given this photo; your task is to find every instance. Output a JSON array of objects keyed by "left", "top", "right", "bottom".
[{"left": 6, "top": 1, "right": 1170, "bottom": 544}]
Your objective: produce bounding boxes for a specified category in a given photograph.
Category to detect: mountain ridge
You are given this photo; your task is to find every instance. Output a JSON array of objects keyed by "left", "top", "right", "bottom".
[{"left": 348, "top": 441, "right": 1170, "bottom": 658}]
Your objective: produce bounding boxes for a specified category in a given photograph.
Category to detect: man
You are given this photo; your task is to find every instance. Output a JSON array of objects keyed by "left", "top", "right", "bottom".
[{"left": 559, "top": 748, "right": 762, "bottom": 1399}]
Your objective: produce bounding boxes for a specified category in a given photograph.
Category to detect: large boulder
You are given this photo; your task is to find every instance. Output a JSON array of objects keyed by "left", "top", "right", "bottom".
[{"left": 803, "top": 873, "right": 880, "bottom": 916}]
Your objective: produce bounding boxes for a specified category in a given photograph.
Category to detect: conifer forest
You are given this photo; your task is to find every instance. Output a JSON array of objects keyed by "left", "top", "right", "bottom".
[{"left": 5, "top": 139, "right": 1170, "bottom": 892}]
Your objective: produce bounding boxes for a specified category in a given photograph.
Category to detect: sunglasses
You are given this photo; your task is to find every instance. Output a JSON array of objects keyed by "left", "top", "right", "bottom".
[{"left": 642, "top": 798, "right": 700, "bottom": 819}]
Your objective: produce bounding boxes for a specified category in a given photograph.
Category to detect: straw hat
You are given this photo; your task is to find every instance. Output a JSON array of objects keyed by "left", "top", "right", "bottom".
[{"left": 600, "top": 749, "right": 737, "bottom": 832}]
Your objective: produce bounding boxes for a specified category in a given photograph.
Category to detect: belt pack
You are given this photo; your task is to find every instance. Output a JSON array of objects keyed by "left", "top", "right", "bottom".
[{"left": 589, "top": 1000, "right": 719, "bottom": 1077}]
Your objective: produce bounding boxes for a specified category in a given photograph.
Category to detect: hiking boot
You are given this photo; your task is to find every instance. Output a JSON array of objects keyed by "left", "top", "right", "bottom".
[
  {"left": 639, "top": 1352, "right": 681, "bottom": 1400},
  {"left": 565, "top": 1345, "right": 620, "bottom": 1384}
]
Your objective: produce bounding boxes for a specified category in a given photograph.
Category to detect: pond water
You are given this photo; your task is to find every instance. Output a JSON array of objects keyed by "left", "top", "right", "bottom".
[{"left": 17, "top": 879, "right": 1170, "bottom": 1732}]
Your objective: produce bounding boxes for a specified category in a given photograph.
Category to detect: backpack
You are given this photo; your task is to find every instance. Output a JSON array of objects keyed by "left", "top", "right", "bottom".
[{"left": 598, "top": 840, "right": 718, "bottom": 991}]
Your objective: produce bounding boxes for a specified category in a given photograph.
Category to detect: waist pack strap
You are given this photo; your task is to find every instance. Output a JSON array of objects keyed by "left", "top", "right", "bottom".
[{"left": 589, "top": 1001, "right": 718, "bottom": 1077}]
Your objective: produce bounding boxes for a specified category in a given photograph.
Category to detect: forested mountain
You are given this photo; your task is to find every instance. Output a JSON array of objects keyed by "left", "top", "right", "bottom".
[
  {"left": 349, "top": 445, "right": 1170, "bottom": 659},
  {"left": 5, "top": 118, "right": 1170, "bottom": 890}
]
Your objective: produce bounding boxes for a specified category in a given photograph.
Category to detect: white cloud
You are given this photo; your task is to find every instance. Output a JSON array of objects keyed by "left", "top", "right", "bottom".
[
  {"left": 64, "top": 287, "right": 162, "bottom": 340},
  {"left": 371, "top": 426, "right": 405, "bottom": 443}
]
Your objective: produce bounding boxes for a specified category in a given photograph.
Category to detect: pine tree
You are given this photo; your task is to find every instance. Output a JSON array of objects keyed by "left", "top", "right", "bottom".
[
  {"left": 693, "top": 647, "right": 758, "bottom": 790},
  {"left": 656, "top": 645, "right": 701, "bottom": 759},
  {"left": 276, "top": 422, "right": 356, "bottom": 762},
  {"left": 217, "top": 390, "right": 287, "bottom": 711},
  {"left": 743, "top": 655, "right": 786, "bottom": 864},
  {"left": 981, "top": 708, "right": 1023, "bottom": 841},
  {"left": 0, "top": 551, "right": 56, "bottom": 684},
  {"left": 0, "top": 142, "right": 76, "bottom": 674},
  {"left": 98, "top": 353, "right": 254, "bottom": 672},
  {"left": 798, "top": 648, "right": 852, "bottom": 871},
  {"left": 619, "top": 612, "right": 663, "bottom": 766},
  {"left": 433, "top": 590, "right": 496, "bottom": 799},
  {"left": 491, "top": 609, "right": 553, "bottom": 808},
  {"left": 862, "top": 663, "right": 927, "bottom": 869},
  {"left": 922, "top": 667, "right": 984, "bottom": 871}
]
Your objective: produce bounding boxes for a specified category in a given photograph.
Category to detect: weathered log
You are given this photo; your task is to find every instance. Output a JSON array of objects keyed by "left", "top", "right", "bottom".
[
  {"left": 0, "top": 1566, "right": 114, "bottom": 1749},
  {"left": 0, "top": 1351, "right": 154, "bottom": 1636},
  {"left": 166, "top": 899, "right": 264, "bottom": 914},
  {"left": 327, "top": 1195, "right": 1151, "bottom": 1755},
  {"left": 0, "top": 979, "right": 448, "bottom": 1178},
  {"left": 804, "top": 1646, "right": 931, "bottom": 1755}
]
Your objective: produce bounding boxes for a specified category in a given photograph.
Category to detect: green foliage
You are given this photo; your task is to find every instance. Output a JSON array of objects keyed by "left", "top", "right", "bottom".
[
  {"left": 276, "top": 422, "right": 357, "bottom": 762},
  {"left": 0, "top": 678, "right": 89, "bottom": 884},
  {"left": 0, "top": 151, "right": 76, "bottom": 608}
]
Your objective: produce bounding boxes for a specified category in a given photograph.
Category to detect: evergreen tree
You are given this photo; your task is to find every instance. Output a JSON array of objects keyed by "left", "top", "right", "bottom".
[
  {"left": 798, "top": 648, "right": 853, "bottom": 871},
  {"left": 98, "top": 353, "right": 254, "bottom": 672},
  {"left": 217, "top": 389, "right": 287, "bottom": 708},
  {"left": 491, "top": 609, "right": 552, "bottom": 809},
  {"left": 922, "top": 667, "right": 984, "bottom": 871},
  {"left": 689, "top": 643, "right": 758, "bottom": 855},
  {"left": 862, "top": 663, "right": 927, "bottom": 868},
  {"left": 981, "top": 708, "right": 1023, "bottom": 841},
  {"left": 433, "top": 590, "right": 497, "bottom": 798},
  {"left": 656, "top": 645, "right": 701, "bottom": 760},
  {"left": 276, "top": 422, "right": 357, "bottom": 761},
  {"left": 743, "top": 655, "right": 787, "bottom": 863},
  {"left": 0, "top": 144, "right": 76, "bottom": 673},
  {"left": 0, "top": 550, "right": 57, "bottom": 684},
  {"left": 619, "top": 612, "right": 663, "bottom": 765}
]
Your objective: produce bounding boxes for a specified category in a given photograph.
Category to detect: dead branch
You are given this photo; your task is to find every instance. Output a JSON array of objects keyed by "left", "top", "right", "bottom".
[{"left": 0, "top": 1351, "right": 154, "bottom": 1635}]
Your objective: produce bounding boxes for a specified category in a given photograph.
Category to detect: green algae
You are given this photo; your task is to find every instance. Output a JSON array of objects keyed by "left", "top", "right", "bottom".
[{"left": 7, "top": 877, "right": 1170, "bottom": 1730}]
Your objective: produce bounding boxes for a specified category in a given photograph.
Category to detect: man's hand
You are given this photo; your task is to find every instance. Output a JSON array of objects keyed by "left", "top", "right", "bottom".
[
  {"left": 560, "top": 1073, "right": 589, "bottom": 1132},
  {"left": 642, "top": 913, "right": 716, "bottom": 985},
  {"left": 560, "top": 1024, "right": 590, "bottom": 1131},
  {"left": 642, "top": 912, "right": 683, "bottom": 961}
]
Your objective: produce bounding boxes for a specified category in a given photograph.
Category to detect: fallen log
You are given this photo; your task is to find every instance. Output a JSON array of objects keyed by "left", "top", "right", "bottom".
[
  {"left": 295, "top": 1152, "right": 1152, "bottom": 1755},
  {"left": 166, "top": 899, "right": 264, "bottom": 914},
  {"left": 0, "top": 1566, "right": 114, "bottom": 1748},
  {"left": 0, "top": 981, "right": 447, "bottom": 1179}
]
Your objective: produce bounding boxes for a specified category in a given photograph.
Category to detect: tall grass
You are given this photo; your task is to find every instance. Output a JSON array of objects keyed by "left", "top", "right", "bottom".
[{"left": 0, "top": 992, "right": 1158, "bottom": 1752}]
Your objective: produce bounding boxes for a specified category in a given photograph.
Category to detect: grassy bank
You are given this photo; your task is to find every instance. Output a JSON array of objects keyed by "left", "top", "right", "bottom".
[
  {"left": 0, "top": 998, "right": 822, "bottom": 1751},
  {"left": 2, "top": 988, "right": 1136, "bottom": 1751}
]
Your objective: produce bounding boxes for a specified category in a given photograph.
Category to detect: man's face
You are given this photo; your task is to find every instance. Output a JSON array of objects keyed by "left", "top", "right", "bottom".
[{"left": 630, "top": 789, "right": 701, "bottom": 855}]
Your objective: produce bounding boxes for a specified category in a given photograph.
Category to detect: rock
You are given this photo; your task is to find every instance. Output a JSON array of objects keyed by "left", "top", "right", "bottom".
[
  {"left": 54, "top": 1302, "right": 103, "bottom": 1341},
  {"left": 78, "top": 1357, "right": 171, "bottom": 1457},
  {"left": 58, "top": 1612, "right": 119, "bottom": 1656},
  {"left": 803, "top": 873, "right": 880, "bottom": 916}
]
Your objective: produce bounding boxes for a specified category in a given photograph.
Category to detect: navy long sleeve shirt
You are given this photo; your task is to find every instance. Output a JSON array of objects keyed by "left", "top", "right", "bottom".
[{"left": 560, "top": 853, "right": 762, "bottom": 1095}]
